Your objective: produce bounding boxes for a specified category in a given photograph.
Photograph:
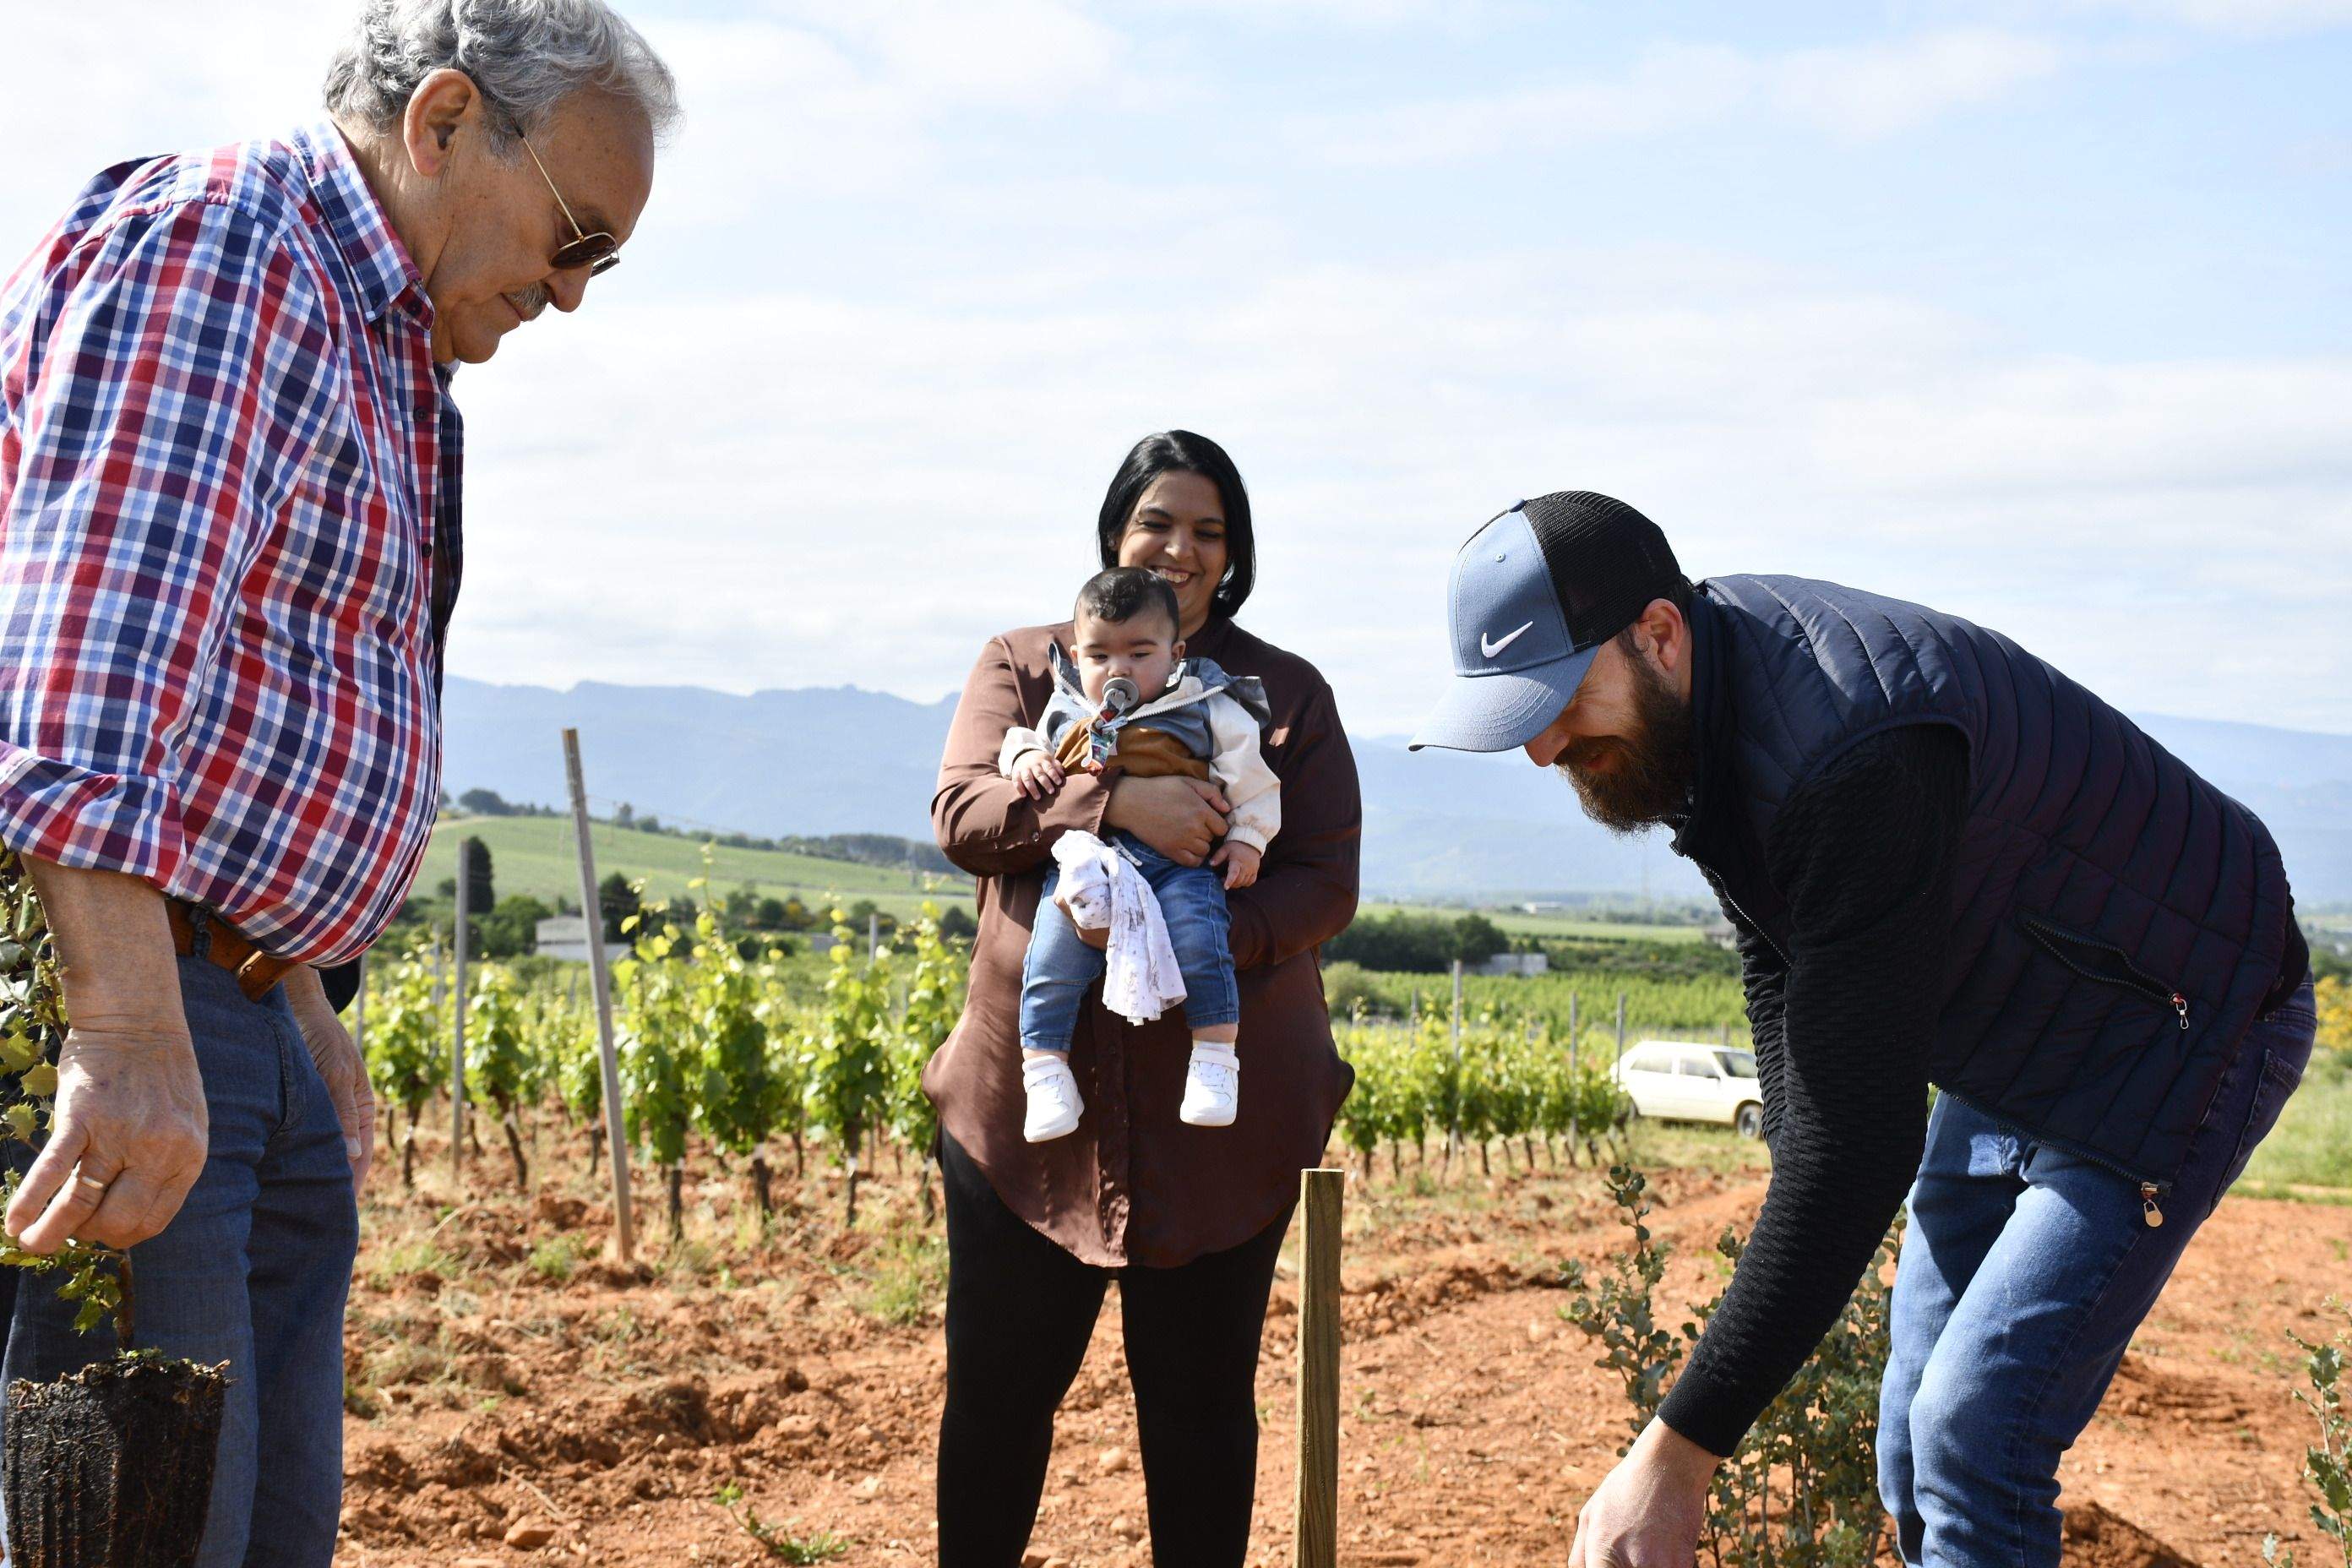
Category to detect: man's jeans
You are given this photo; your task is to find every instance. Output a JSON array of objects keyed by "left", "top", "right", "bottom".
[
  {"left": 1019, "top": 830, "right": 1239, "bottom": 1053},
  {"left": 1878, "top": 978, "right": 2317, "bottom": 1568},
  {"left": 2, "top": 955, "right": 358, "bottom": 1568}
]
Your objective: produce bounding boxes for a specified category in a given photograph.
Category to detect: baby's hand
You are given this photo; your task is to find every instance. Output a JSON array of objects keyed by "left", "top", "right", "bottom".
[
  {"left": 1210, "top": 840, "right": 1262, "bottom": 890},
  {"left": 1013, "top": 749, "right": 1066, "bottom": 799}
]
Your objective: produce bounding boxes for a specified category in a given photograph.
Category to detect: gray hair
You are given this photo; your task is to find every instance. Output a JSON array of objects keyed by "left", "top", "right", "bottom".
[{"left": 324, "top": 0, "right": 678, "bottom": 152}]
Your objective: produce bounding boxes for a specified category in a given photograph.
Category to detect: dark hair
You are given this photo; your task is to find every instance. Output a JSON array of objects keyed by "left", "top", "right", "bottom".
[
  {"left": 1094, "top": 430, "right": 1256, "bottom": 620},
  {"left": 1075, "top": 568, "right": 1181, "bottom": 636}
]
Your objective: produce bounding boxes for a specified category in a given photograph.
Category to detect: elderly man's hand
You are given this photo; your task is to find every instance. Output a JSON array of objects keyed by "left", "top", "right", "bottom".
[
  {"left": 6, "top": 1012, "right": 207, "bottom": 1255},
  {"left": 287, "top": 965, "right": 374, "bottom": 1190},
  {"left": 1567, "top": 1418, "right": 1718, "bottom": 1568}
]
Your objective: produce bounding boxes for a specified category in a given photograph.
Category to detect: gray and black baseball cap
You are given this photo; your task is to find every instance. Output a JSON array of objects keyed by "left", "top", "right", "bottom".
[{"left": 1410, "top": 491, "right": 1684, "bottom": 754}]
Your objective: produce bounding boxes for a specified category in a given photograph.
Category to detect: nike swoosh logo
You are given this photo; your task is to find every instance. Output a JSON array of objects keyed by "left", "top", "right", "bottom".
[{"left": 1480, "top": 620, "right": 1536, "bottom": 658}]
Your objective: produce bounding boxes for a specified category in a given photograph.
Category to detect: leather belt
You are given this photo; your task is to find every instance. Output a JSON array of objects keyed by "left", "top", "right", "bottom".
[{"left": 166, "top": 900, "right": 297, "bottom": 1003}]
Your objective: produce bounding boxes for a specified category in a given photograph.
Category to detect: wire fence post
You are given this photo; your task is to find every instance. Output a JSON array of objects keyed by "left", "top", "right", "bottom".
[{"left": 565, "top": 728, "right": 638, "bottom": 1263}]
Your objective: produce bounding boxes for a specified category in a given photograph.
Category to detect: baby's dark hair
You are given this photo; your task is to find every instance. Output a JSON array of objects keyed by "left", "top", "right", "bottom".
[{"left": 1075, "top": 567, "right": 1181, "bottom": 637}]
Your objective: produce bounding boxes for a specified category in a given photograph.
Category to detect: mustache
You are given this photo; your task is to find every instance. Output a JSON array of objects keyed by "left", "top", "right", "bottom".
[
  {"left": 1556, "top": 738, "right": 1624, "bottom": 772},
  {"left": 509, "top": 283, "right": 552, "bottom": 322}
]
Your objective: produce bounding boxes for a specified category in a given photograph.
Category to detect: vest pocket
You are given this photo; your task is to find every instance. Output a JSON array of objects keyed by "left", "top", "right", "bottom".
[{"left": 2017, "top": 912, "right": 2190, "bottom": 1032}]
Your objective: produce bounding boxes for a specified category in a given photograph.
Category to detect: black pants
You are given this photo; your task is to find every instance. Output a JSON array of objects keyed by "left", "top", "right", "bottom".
[{"left": 936, "top": 1130, "right": 1293, "bottom": 1567}]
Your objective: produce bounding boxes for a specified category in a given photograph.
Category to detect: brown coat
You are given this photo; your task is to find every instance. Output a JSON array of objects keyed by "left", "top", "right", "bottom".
[{"left": 924, "top": 615, "right": 1360, "bottom": 1266}]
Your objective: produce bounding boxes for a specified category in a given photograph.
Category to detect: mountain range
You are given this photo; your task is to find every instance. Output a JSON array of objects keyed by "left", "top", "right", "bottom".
[{"left": 443, "top": 677, "right": 2352, "bottom": 906}]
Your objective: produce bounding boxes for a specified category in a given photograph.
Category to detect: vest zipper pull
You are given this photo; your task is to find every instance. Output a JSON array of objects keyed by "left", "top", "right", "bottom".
[
  {"left": 2140, "top": 1184, "right": 2164, "bottom": 1228},
  {"left": 2170, "top": 993, "right": 2189, "bottom": 1031}
]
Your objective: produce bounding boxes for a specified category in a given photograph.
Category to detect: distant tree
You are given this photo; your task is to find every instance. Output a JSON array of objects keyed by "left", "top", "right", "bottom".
[
  {"left": 754, "top": 896, "right": 789, "bottom": 931},
  {"left": 614, "top": 802, "right": 635, "bottom": 829},
  {"left": 1325, "top": 911, "right": 1455, "bottom": 972},
  {"left": 461, "top": 836, "right": 495, "bottom": 913},
  {"left": 781, "top": 896, "right": 814, "bottom": 931},
  {"left": 938, "top": 906, "right": 977, "bottom": 943},
  {"left": 435, "top": 877, "right": 458, "bottom": 900},
  {"left": 458, "top": 787, "right": 514, "bottom": 817},
  {"left": 844, "top": 900, "right": 898, "bottom": 943},
  {"left": 1450, "top": 913, "right": 1509, "bottom": 966},
  {"left": 598, "top": 872, "right": 641, "bottom": 941},
  {"left": 638, "top": 815, "right": 663, "bottom": 836},
  {"left": 478, "top": 894, "right": 553, "bottom": 959}
]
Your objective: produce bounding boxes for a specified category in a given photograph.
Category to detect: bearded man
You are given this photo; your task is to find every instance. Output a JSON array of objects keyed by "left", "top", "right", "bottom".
[
  {"left": 0, "top": 3, "right": 672, "bottom": 1560},
  {"left": 1411, "top": 492, "right": 2315, "bottom": 1568}
]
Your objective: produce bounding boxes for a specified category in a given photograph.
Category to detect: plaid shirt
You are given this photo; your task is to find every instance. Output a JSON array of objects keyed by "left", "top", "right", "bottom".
[{"left": 0, "top": 122, "right": 459, "bottom": 966}]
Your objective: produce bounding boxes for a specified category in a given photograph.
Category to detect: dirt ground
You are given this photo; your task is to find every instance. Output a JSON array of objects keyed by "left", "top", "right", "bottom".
[{"left": 331, "top": 1129, "right": 2352, "bottom": 1568}]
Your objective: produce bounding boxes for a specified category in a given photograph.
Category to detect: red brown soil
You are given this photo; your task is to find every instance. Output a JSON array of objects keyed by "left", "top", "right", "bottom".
[{"left": 332, "top": 1131, "right": 2349, "bottom": 1567}]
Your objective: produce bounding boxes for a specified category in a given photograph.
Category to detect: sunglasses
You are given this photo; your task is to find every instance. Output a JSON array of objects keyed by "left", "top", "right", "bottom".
[{"left": 519, "top": 131, "right": 621, "bottom": 277}]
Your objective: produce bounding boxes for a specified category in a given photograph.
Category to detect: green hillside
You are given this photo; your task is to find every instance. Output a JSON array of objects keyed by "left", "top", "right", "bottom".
[
  {"left": 422, "top": 816, "right": 973, "bottom": 920},
  {"left": 1357, "top": 901, "right": 1712, "bottom": 945}
]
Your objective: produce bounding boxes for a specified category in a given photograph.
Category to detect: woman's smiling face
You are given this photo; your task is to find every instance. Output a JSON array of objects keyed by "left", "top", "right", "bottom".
[{"left": 1114, "top": 471, "right": 1228, "bottom": 638}]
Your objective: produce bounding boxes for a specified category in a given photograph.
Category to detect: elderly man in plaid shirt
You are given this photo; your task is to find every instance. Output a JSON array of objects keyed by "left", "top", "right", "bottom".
[{"left": 0, "top": 3, "right": 673, "bottom": 1560}]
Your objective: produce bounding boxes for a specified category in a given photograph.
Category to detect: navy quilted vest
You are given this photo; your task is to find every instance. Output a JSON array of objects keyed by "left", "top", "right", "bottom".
[{"left": 1676, "top": 575, "right": 2296, "bottom": 1191}]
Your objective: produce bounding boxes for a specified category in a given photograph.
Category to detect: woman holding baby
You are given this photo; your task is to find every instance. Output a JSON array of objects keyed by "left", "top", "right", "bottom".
[{"left": 925, "top": 430, "right": 1362, "bottom": 1565}]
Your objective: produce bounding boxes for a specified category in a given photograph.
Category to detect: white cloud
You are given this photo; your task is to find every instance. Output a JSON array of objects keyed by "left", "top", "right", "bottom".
[
  {"left": 0, "top": 3, "right": 347, "bottom": 220},
  {"left": 1296, "top": 30, "right": 2061, "bottom": 166},
  {"left": 1771, "top": 30, "right": 2063, "bottom": 138},
  {"left": 2069, "top": 0, "right": 2352, "bottom": 35},
  {"left": 438, "top": 248, "right": 2352, "bottom": 738},
  {"left": 3, "top": 3, "right": 2343, "bottom": 757}
]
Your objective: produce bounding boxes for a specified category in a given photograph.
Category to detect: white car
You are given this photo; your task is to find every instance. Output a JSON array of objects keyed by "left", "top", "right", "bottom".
[{"left": 1614, "top": 1039, "right": 1764, "bottom": 1139}]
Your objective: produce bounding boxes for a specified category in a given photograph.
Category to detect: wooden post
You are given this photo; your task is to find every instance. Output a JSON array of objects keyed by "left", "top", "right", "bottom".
[
  {"left": 1720, "top": 1021, "right": 1731, "bottom": 1048},
  {"left": 868, "top": 910, "right": 879, "bottom": 964},
  {"left": 1566, "top": 991, "right": 1581, "bottom": 1141},
  {"left": 1614, "top": 992, "right": 1627, "bottom": 1062},
  {"left": 1294, "top": 1168, "right": 1344, "bottom": 1568},
  {"left": 565, "top": 729, "right": 638, "bottom": 1263},
  {"left": 451, "top": 838, "right": 470, "bottom": 1177},
  {"left": 1448, "top": 959, "right": 1465, "bottom": 1162}
]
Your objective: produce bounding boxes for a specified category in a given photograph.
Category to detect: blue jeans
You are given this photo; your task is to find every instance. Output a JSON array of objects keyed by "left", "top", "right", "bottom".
[
  {"left": 1019, "top": 832, "right": 1239, "bottom": 1052},
  {"left": 2, "top": 954, "right": 358, "bottom": 1568},
  {"left": 1877, "top": 978, "right": 2316, "bottom": 1568}
]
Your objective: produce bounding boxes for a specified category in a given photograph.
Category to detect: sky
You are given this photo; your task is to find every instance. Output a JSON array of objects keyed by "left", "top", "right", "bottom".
[{"left": 4, "top": 0, "right": 2349, "bottom": 740}]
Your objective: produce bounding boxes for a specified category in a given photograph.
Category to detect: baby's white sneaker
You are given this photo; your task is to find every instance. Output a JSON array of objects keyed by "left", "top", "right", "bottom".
[
  {"left": 1022, "top": 1054, "right": 1084, "bottom": 1143},
  {"left": 1179, "top": 1041, "right": 1240, "bottom": 1128}
]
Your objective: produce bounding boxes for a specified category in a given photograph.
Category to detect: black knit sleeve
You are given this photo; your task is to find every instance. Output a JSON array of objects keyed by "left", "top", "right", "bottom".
[
  {"left": 1656, "top": 723, "right": 1966, "bottom": 1457},
  {"left": 1727, "top": 901, "right": 1788, "bottom": 1103}
]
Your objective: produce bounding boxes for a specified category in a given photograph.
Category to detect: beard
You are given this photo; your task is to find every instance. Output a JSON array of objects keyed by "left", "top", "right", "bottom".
[{"left": 1554, "top": 656, "right": 1696, "bottom": 835}]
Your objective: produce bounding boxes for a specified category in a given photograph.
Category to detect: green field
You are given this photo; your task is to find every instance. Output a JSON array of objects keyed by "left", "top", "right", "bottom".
[
  {"left": 2243, "top": 1058, "right": 2352, "bottom": 1195},
  {"left": 1358, "top": 901, "right": 1712, "bottom": 944},
  {"left": 422, "top": 815, "right": 974, "bottom": 920}
]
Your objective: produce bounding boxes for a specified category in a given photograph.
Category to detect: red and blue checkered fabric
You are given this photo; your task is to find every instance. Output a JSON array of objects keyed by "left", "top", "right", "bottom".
[{"left": 0, "top": 122, "right": 459, "bottom": 966}]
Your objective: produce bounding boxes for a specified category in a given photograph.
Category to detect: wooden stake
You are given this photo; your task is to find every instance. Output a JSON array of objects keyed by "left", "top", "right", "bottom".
[
  {"left": 1294, "top": 1168, "right": 1343, "bottom": 1568},
  {"left": 565, "top": 729, "right": 638, "bottom": 1263},
  {"left": 451, "top": 836, "right": 470, "bottom": 1177},
  {"left": 1566, "top": 990, "right": 1581, "bottom": 1143},
  {"left": 1448, "top": 959, "right": 1465, "bottom": 1162}
]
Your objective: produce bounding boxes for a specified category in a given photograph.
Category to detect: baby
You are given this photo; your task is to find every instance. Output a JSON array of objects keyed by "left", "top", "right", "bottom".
[{"left": 1001, "top": 567, "right": 1281, "bottom": 1143}]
